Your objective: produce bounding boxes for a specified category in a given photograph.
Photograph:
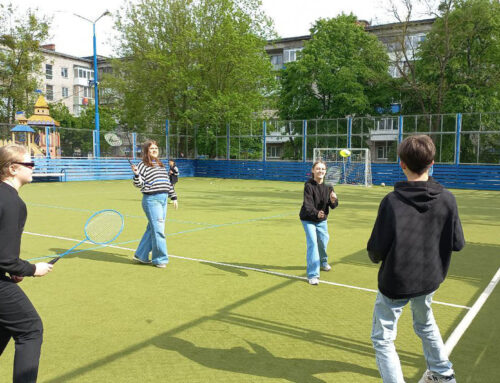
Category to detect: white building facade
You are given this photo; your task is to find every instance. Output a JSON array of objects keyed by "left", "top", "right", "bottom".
[{"left": 40, "top": 44, "right": 95, "bottom": 116}]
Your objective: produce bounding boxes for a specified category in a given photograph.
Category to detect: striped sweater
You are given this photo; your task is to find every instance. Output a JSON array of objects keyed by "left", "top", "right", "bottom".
[{"left": 133, "top": 161, "right": 177, "bottom": 199}]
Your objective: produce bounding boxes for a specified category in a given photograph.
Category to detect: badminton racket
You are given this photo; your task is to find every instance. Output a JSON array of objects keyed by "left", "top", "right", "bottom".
[
  {"left": 325, "top": 166, "right": 341, "bottom": 187},
  {"left": 49, "top": 209, "right": 124, "bottom": 264}
]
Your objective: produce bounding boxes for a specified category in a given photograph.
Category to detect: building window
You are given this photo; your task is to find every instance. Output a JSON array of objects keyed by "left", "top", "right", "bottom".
[
  {"left": 270, "top": 54, "right": 283, "bottom": 70},
  {"left": 267, "top": 146, "right": 281, "bottom": 158},
  {"left": 45, "top": 64, "right": 53, "bottom": 79},
  {"left": 62, "top": 87, "right": 69, "bottom": 98},
  {"left": 405, "top": 34, "right": 426, "bottom": 51},
  {"left": 46, "top": 85, "right": 53, "bottom": 101},
  {"left": 377, "top": 143, "right": 391, "bottom": 160},
  {"left": 61, "top": 67, "right": 68, "bottom": 78},
  {"left": 283, "top": 48, "right": 303, "bottom": 63}
]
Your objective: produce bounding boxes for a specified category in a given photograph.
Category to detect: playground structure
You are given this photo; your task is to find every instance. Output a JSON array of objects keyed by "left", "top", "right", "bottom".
[{"left": 0, "top": 94, "right": 61, "bottom": 158}]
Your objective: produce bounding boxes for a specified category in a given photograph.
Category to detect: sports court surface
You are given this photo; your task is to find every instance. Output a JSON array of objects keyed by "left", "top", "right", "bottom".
[{"left": 1, "top": 178, "right": 498, "bottom": 382}]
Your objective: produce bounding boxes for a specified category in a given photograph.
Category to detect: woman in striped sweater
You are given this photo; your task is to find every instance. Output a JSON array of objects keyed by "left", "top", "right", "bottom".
[{"left": 131, "top": 141, "right": 178, "bottom": 268}]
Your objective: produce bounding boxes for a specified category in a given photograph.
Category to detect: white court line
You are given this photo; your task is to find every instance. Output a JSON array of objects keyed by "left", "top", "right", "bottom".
[
  {"left": 444, "top": 267, "right": 500, "bottom": 355},
  {"left": 24, "top": 230, "right": 471, "bottom": 310}
]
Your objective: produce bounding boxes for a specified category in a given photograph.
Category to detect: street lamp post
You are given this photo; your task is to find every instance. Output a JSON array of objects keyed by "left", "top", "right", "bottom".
[{"left": 74, "top": 10, "right": 110, "bottom": 158}]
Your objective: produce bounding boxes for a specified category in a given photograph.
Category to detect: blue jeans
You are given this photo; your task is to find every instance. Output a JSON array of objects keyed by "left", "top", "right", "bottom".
[
  {"left": 301, "top": 220, "right": 329, "bottom": 279},
  {"left": 135, "top": 193, "right": 168, "bottom": 265},
  {"left": 371, "top": 291, "right": 454, "bottom": 383}
]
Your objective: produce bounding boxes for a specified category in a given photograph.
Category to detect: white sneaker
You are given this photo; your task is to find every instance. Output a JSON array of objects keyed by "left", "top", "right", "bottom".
[
  {"left": 308, "top": 277, "right": 319, "bottom": 285},
  {"left": 133, "top": 256, "right": 151, "bottom": 264},
  {"left": 321, "top": 264, "right": 332, "bottom": 271},
  {"left": 155, "top": 263, "right": 167, "bottom": 268},
  {"left": 418, "top": 370, "right": 456, "bottom": 383}
]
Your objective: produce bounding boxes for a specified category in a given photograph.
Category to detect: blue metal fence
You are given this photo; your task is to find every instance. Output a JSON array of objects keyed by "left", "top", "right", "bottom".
[{"left": 32, "top": 157, "right": 500, "bottom": 190}]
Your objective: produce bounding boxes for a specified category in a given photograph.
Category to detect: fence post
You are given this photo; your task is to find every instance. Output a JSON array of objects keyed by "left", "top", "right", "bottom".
[
  {"left": 302, "top": 120, "right": 307, "bottom": 162},
  {"left": 132, "top": 132, "right": 137, "bottom": 160},
  {"left": 455, "top": 113, "right": 462, "bottom": 165},
  {"left": 194, "top": 125, "right": 198, "bottom": 159},
  {"left": 45, "top": 127, "right": 50, "bottom": 158},
  {"left": 347, "top": 117, "right": 352, "bottom": 148},
  {"left": 262, "top": 120, "right": 267, "bottom": 162},
  {"left": 397, "top": 115, "right": 403, "bottom": 163},
  {"left": 165, "top": 119, "right": 169, "bottom": 159},
  {"left": 92, "top": 130, "right": 97, "bottom": 158},
  {"left": 226, "top": 123, "right": 230, "bottom": 160}
]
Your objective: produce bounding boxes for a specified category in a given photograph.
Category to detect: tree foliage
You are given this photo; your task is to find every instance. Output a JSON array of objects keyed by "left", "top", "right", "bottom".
[
  {"left": 107, "top": 0, "right": 275, "bottom": 133},
  {"left": 278, "top": 14, "right": 393, "bottom": 120},
  {"left": 0, "top": 3, "right": 50, "bottom": 123},
  {"left": 400, "top": 0, "right": 500, "bottom": 114}
]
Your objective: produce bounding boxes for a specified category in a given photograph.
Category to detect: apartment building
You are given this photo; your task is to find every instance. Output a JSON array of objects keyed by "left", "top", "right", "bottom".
[
  {"left": 40, "top": 44, "right": 96, "bottom": 116},
  {"left": 265, "top": 18, "right": 434, "bottom": 77}
]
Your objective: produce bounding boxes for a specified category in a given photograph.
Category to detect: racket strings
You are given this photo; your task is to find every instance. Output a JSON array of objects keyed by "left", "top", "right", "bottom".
[{"left": 85, "top": 211, "right": 124, "bottom": 244}]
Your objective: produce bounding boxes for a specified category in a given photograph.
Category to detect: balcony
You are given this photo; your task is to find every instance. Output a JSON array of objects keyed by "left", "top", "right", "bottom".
[{"left": 73, "top": 77, "right": 94, "bottom": 87}]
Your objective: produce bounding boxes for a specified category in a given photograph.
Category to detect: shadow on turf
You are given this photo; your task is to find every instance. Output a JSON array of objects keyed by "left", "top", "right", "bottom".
[
  {"left": 41, "top": 267, "right": 424, "bottom": 383},
  {"left": 48, "top": 248, "right": 133, "bottom": 264},
  {"left": 201, "top": 262, "right": 304, "bottom": 277},
  {"left": 152, "top": 335, "right": 380, "bottom": 383},
  {"left": 338, "top": 242, "right": 500, "bottom": 292}
]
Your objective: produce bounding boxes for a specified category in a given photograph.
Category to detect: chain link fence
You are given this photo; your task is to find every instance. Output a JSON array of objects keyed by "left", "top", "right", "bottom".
[{"left": 1, "top": 112, "right": 499, "bottom": 164}]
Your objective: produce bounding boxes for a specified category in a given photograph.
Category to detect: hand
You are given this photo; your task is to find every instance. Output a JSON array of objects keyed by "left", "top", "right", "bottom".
[
  {"left": 131, "top": 165, "right": 139, "bottom": 175},
  {"left": 34, "top": 262, "right": 53, "bottom": 277},
  {"left": 330, "top": 191, "right": 337, "bottom": 203},
  {"left": 173, "top": 200, "right": 179, "bottom": 210},
  {"left": 9, "top": 275, "right": 23, "bottom": 283},
  {"left": 317, "top": 210, "right": 325, "bottom": 219}
]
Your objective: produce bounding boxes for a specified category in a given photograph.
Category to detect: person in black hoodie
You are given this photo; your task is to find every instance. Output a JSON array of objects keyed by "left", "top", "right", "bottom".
[
  {"left": 368, "top": 135, "right": 465, "bottom": 383},
  {"left": 0, "top": 145, "right": 53, "bottom": 383},
  {"left": 168, "top": 159, "right": 179, "bottom": 204},
  {"left": 299, "top": 160, "right": 338, "bottom": 285}
]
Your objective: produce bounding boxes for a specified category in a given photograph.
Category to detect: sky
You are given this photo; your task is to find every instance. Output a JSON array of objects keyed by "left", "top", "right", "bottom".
[{"left": 11, "top": 0, "right": 436, "bottom": 57}]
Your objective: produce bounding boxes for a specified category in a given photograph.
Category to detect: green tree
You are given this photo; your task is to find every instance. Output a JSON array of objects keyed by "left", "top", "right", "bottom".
[
  {"left": 400, "top": 0, "right": 500, "bottom": 114},
  {"left": 109, "top": 0, "right": 275, "bottom": 145},
  {"left": 0, "top": 3, "right": 49, "bottom": 123},
  {"left": 278, "top": 14, "right": 393, "bottom": 120}
]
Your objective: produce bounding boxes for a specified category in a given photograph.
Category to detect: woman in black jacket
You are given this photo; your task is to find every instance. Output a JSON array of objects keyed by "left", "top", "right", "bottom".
[
  {"left": 299, "top": 160, "right": 338, "bottom": 285},
  {"left": 0, "top": 144, "right": 53, "bottom": 383}
]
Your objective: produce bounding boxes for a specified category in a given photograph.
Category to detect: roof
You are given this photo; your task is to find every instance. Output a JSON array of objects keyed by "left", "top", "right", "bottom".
[
  {"left": 27, "top": 115, "right": 59, "bottom": 126},
  {"left": 11, "top": 125, "right": 36, "bottom": 133},
  {"left": 34, "top": 95, "right": 49, "bottom": 108}
]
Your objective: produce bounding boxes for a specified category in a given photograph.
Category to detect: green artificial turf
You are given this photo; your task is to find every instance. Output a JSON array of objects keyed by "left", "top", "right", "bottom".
[{"left": 0, "top": 178, "right": 498, "bottom": 382}]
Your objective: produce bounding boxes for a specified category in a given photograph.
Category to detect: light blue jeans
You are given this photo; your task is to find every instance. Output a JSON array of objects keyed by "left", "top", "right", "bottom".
[
  {"left": 371, "top": 291, "right": 454, "bottom": 383},
  {"left": 135, "top": 193, "right": 168, "bottom": 266},
  {"left": 301, "top": 220, "right": 329, "bottom": 279}
]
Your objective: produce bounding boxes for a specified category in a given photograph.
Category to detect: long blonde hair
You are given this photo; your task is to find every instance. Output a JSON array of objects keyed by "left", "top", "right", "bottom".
[{"left": 0, "top": 145, "right": 28, "bottom": 181}]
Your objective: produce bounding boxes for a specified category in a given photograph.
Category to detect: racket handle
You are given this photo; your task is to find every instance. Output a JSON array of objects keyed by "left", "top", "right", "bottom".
[
  {"left": 127, "top": 158, "right": 133, "bottom": 165},
  {"left": 48, "top": 257, "right": 60, "bottom": 264}
]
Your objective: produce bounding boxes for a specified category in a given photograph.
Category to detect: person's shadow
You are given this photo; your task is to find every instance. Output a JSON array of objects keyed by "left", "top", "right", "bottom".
[{"left": 152, "top": 336, "right": 380, "bottom": 383}]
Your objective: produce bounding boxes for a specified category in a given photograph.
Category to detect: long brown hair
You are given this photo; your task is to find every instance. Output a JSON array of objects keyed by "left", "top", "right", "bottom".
[
  {"left": 141, "top": 140, "right": 164, "bottom": 168},
  {"left": 0, "top": 144, "right": 27, "bottom": 181}
]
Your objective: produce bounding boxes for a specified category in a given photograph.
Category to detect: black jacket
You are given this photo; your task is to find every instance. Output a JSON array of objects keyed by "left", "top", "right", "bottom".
[
  {"left": 0, "top": 182, "right": 36, "bottom": 277},
  {"left": 367, "top": 178, "right": 465, "bottom": 299},
  {"left": 299, "top": 179, "right": 338, "bottom": 222},
  {"left": 169, "top": 165, "right": 179, "bottom": 184}
]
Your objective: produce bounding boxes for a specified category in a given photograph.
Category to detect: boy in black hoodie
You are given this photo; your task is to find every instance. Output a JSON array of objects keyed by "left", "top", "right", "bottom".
[{"left": 368, "top": 135, "right": 465, "bottom": 383}]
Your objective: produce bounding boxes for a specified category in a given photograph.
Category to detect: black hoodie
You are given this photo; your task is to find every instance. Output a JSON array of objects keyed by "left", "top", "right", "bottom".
[
  {"left": 299, "top": 178, "right": 338, "bottom": 222},
  {"left": 367, "top": 178, "right": 465, "bottom": 299}
]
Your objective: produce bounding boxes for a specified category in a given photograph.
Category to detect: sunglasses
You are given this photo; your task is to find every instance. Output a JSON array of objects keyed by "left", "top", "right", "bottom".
[{"left": 13, "top": 161, "right": 35, "bottom": 169}]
